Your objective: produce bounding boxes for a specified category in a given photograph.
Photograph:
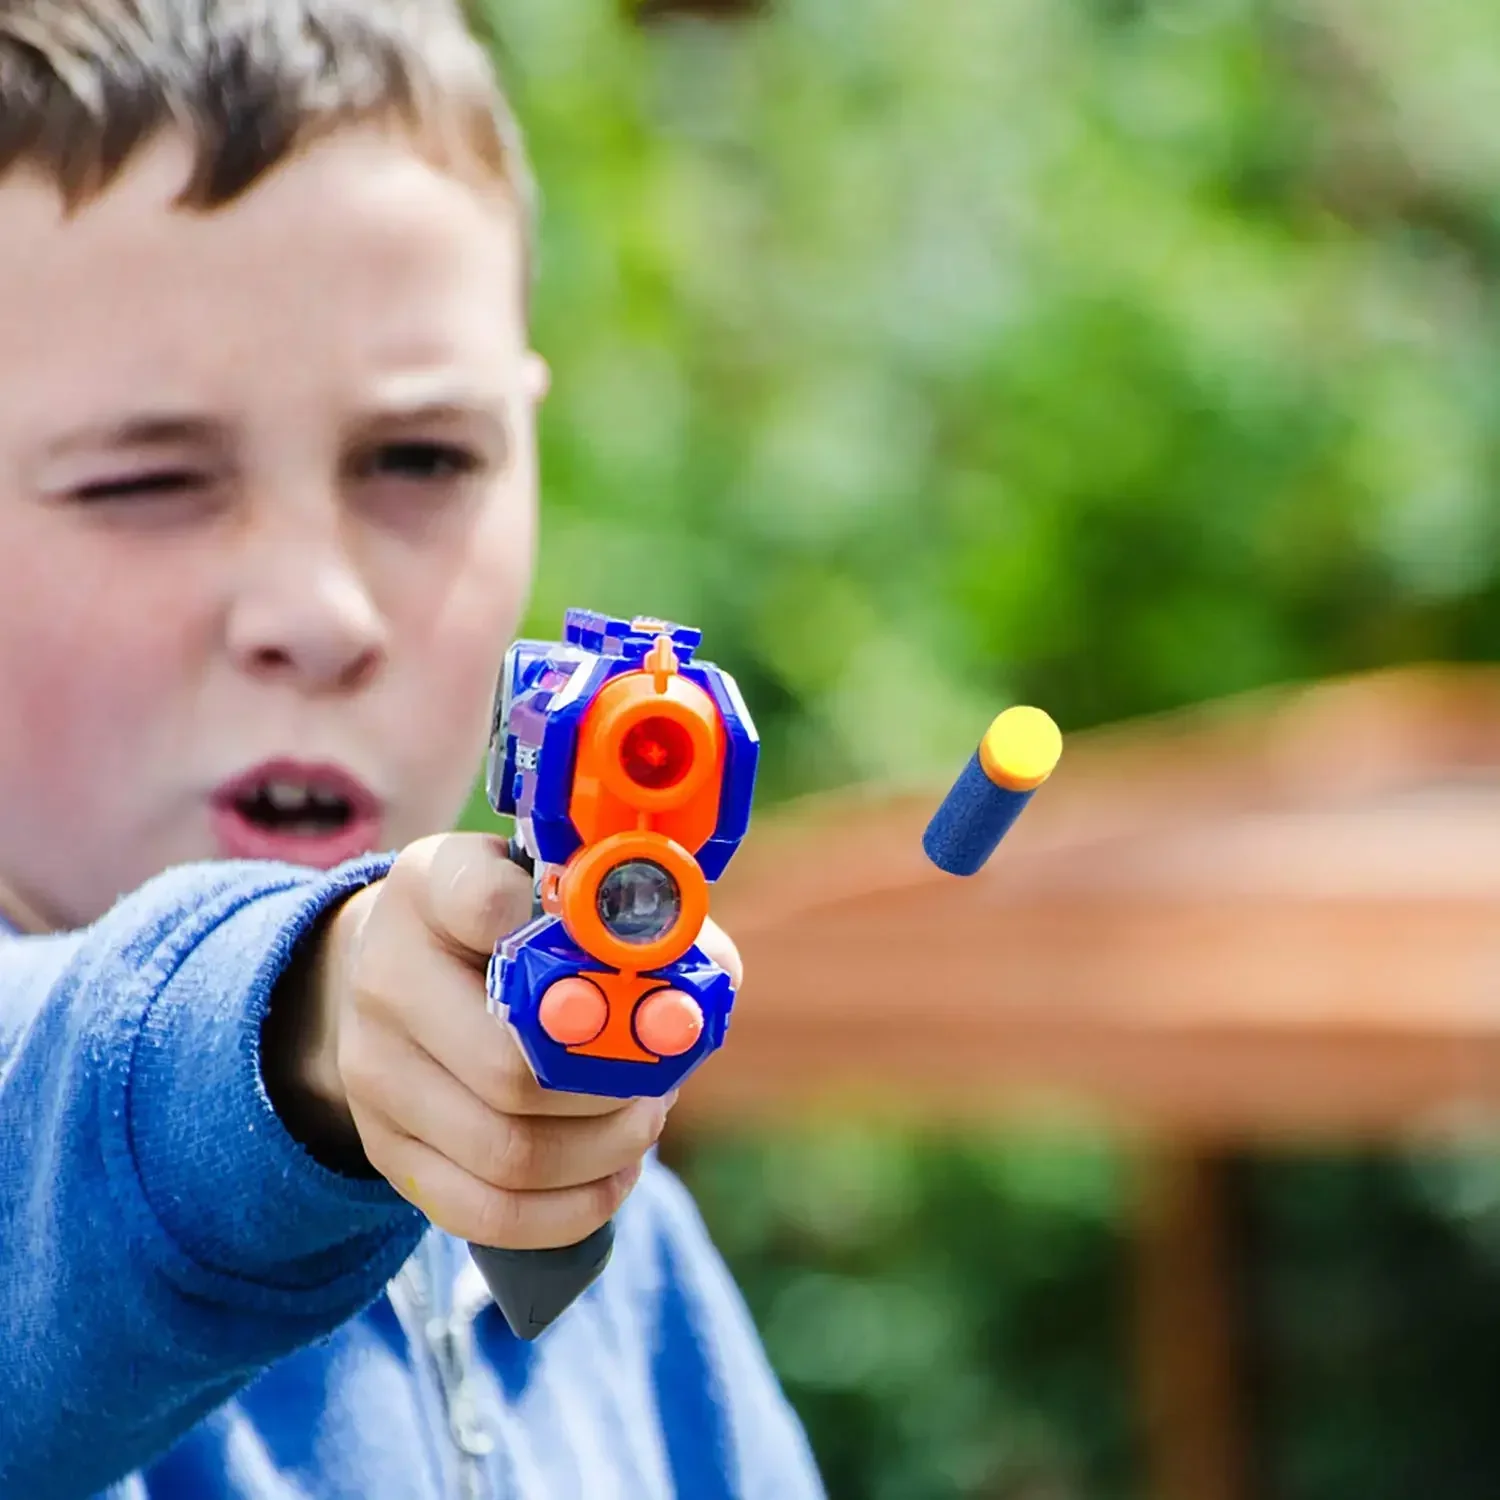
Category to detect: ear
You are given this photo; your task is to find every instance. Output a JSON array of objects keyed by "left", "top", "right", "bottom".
[{"left": 523, "top": 352, "right": 551, "bottom": 403}]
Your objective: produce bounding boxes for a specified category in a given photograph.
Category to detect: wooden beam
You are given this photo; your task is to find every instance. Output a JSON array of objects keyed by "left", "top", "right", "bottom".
[{"left": 682, "top": 889, "right": 1500, "bottom": 1142}]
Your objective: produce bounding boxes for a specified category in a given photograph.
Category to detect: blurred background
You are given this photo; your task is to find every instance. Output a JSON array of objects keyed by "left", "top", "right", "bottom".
[{"left": 462, "top": 1, "right": 1500, "bottom": 1495}]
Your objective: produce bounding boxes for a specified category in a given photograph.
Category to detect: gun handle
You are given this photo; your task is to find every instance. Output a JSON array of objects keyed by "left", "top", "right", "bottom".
[
  {"left": 467, "top": 835, "right": 617, "bottom": 1340},
  {"left": 468, "top": 1220, "right": 616, "bottom": 1341}
]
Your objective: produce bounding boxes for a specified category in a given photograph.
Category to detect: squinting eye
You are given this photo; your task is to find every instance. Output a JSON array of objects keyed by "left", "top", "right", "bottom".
[
  {"left": 362, "top": 442, "right": 482, "bottom": 482},
  {"left": 72, "top": 469, "right": 207, "bottom": 502}
]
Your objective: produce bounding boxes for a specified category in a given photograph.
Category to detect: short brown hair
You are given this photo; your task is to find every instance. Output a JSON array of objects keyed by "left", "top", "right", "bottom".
[{"left": 0, "top": 0, "right": 533, "bottom": 231}]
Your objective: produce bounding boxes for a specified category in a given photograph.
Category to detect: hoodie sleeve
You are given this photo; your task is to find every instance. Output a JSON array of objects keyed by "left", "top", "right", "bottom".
[{"left": 0, "top": 857, "right": 428, "bottom": 1499}]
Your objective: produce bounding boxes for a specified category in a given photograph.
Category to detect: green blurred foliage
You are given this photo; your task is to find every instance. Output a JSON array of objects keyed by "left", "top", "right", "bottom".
[
  {"left": 462, "top": 0, "right": 1500, "bottom": 1493},
  {"left": 682, "top": 1125, "right": 1137, "bottom": 1500},
  {"left": 476, "top": 0, "right": 1500, "bottom": 803},
  {"left": 1233, "top": 1148, "right": 1500, "bottom": 1500}
]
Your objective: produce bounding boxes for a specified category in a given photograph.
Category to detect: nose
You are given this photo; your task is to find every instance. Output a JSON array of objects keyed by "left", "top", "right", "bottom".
[{"left": 225, "top": 518, "right": 388, "bottom": 693}]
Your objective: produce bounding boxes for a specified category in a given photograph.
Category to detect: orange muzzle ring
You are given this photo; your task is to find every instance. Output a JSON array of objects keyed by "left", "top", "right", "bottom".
[{"left": 556, "top": 829, "right": 709, "bottom": 974}]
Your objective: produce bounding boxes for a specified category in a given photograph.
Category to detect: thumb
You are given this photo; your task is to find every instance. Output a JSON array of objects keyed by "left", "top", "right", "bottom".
[
  {"left": 406, "top": 831, "right": 536, "bottom": 965},
  {"left": 697, "top": 915, "right": 744, "bottom": 990}
]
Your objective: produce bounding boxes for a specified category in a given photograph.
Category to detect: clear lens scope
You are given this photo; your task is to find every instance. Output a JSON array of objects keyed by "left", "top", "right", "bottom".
[{"left": 595, "top": 859, "right": 682, "bottom": 945}]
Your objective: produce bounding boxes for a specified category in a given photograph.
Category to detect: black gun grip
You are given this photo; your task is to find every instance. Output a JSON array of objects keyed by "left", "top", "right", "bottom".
[{"left": 469, "top": 1221, "right": 616, "bottom": 1340}]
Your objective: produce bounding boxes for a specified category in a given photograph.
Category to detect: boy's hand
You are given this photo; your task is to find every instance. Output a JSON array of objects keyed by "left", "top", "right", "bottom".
[{"left": 278, "top": 833, "right": 740, "bottom": 1251}]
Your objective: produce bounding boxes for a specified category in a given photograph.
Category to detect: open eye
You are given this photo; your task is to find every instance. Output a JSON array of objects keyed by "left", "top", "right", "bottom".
[{"left": 359, "top": 441, "right": 483, "bottom": 483}]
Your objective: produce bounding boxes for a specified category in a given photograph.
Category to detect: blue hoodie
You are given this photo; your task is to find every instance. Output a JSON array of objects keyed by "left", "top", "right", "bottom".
[{"left": 0, "top": 857, "right": 825, "bottom": 1500}]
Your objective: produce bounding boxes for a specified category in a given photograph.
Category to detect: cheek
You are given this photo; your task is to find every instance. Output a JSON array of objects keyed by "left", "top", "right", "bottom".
[{"left": 0, "top": 543, "right": 202, "bottom": 814}]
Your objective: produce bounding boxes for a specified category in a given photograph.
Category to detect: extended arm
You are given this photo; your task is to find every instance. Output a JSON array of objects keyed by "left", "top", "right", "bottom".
[{"left": 0, "top": 858, "right": 424, "bottom": 1498}]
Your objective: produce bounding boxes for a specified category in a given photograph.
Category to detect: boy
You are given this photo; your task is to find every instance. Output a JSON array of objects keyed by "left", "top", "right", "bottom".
[{"left": 0, "top": 2, "right": 826, "bottom": 1496}]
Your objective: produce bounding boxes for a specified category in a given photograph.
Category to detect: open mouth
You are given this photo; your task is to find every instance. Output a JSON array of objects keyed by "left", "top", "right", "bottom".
[
  {"left": 210, "top": 761, "right": 382, "bottom": 866},
  {"left": 233, "top": 780, "right": 356, "bottom": 834}
]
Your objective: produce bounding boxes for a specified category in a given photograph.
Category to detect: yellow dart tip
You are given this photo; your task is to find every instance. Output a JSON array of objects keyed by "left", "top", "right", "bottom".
[{"left": 978, "top": 705, "right": 1062, "bottom": 792}]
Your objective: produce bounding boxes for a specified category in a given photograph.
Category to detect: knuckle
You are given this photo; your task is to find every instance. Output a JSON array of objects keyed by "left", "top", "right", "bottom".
[
  {"left": 477, "top": 1043, "right": 536, "bottom": 1114},
  {"left": 464, "top": 863, "right": 530, "bottom": 941},
  {"left": 625, "top": 1099, "right": 668, "bottom": 1155},
  {"left": 344, "top": 919, "right": 404, "bottom": 1006},
  {"left": 334, "top": 1025, "right": 380, "bottom": 1102},
  {"left": 483, "top": 1119, "right": 544, "bottom": 1190},
  {"left": 345, "top": 961, "right": 396, "bottom": 1020},
  {"left": 592, "top": 1170, "right": 636, "bottom": 1223},
  {"left": 470, "top": 1186, "right": 526, "bottom": 1250},
  {"left": 354, "top": 1116, "right": 399, "bottom": 1181},
  {"left": 478, "top": 870, "right": 533, "bottom": 939}
]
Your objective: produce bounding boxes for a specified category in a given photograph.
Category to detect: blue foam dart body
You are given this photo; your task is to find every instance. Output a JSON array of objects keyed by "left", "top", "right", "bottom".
[{"left": 922, "top": 750, "right": 1036, "bottom": 877}]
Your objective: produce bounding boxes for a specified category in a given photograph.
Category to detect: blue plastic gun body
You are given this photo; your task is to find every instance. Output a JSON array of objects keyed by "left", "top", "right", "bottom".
[{"left": 485, "top": 608, "right": 760, "bottom": 1100}]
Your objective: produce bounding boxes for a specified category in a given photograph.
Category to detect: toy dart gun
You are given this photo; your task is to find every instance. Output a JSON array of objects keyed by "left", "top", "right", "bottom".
[
  {"left": 922, "top": 705, "right": 1063, "bottom": 875},
  {"left": 469, "top": 609, "right": 759, "bottom": 1339}
]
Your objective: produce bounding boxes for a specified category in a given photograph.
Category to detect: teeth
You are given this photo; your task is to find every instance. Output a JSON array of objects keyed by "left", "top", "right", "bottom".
[
  {"left": 310, "top": 788, "right": 350, "bottom": 811},
  {"left": 265, "top": 781, "right": 312, "bottom": 811}
]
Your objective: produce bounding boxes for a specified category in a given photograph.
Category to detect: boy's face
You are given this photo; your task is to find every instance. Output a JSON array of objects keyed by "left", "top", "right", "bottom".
[{"left": 0, "top": 130, "right": 542, "bottom": 928}]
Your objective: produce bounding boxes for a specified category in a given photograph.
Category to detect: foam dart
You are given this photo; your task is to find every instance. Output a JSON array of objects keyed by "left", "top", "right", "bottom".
[{"left": 922, "top": 706, "right": 1062, "bottom": 876}]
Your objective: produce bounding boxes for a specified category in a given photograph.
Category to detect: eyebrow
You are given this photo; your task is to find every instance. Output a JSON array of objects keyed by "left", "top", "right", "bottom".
[
  {"left": 43, "top": 414, "right": 230, "bottom": 459},
  {"left": 346, "top": 397, "right": 512, "bottom": 450},
  {"left": 38, "top": 395, "right": 514, "bottom": 469}
]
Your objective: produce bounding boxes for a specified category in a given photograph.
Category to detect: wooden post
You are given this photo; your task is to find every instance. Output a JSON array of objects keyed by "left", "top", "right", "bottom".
[{"left": 1134, "top": 1147, "right": 1254, "bottom": 1500}]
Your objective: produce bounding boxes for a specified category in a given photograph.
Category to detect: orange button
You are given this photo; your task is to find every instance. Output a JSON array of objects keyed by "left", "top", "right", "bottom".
[
  {"left": 633, "top": 989, "right": 703, "bottom": 1058},
  {"left": 538, "top": 977, "right": 608, "bottom": 1046}
]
